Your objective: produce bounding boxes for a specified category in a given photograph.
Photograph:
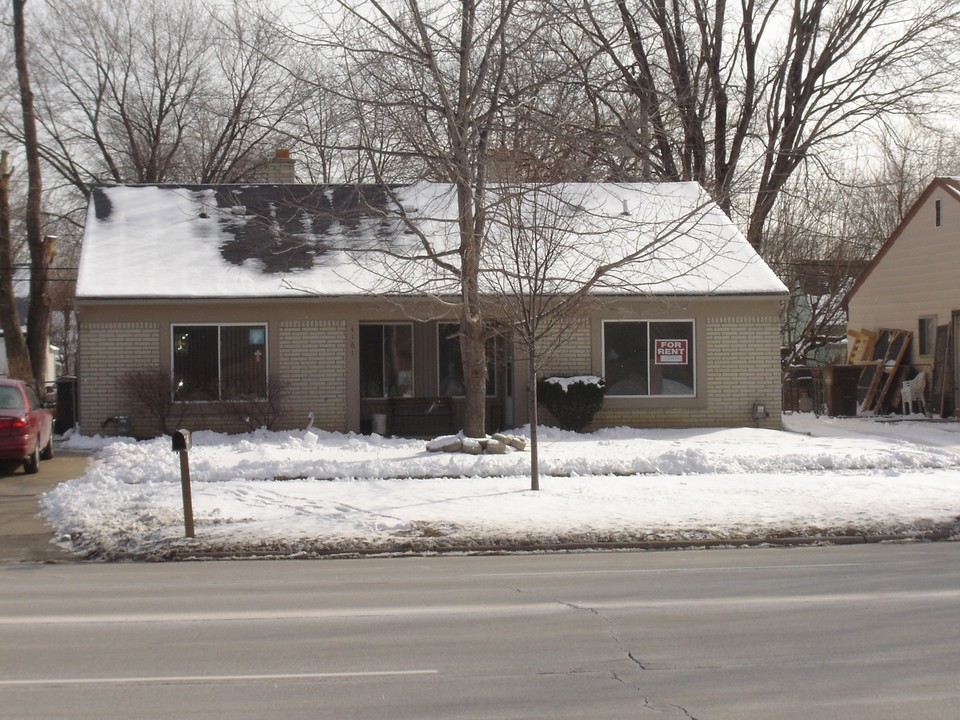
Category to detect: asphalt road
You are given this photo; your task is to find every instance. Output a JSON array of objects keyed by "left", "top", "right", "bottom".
[
  {"left": 0, "top": 450, "right": 89, "bottom": 562},
  {"left": 1, "top": 544, "right": 958, "bottom": 719}
]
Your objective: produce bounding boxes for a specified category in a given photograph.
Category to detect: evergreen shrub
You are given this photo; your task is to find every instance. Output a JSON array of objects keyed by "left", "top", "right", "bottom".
[{"left": 536, "top": 375, "right": 606, "bottom": 432}]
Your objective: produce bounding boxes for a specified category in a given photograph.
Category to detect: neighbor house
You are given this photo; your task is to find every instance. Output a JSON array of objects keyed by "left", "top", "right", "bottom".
[
  {"left": 0, "top": 293, "right": 59, "bottom": 383},
  {"left": 75, "top": 178, "right": 787, "bottom": 438},
  {"left": 845, "top": 177, "right": 960, "bottom": 415}
]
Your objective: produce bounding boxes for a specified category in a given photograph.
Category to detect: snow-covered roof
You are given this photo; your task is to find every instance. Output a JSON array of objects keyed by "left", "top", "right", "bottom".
[{"left": 77, "top": 181, "right": 786, "bottom": 300}]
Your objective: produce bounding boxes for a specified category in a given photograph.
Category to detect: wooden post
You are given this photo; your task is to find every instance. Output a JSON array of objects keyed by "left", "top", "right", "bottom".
[
  {"left": 179, "top": 449, "right": 194, "bottom": 539},
  {"left": 172, "top": 430, "right": 194, "bottom": 538}
]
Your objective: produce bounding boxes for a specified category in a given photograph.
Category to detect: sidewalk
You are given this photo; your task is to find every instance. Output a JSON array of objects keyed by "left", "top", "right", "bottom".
[{"left": 0, "top": 451, "right": 89, "bottom": 562}]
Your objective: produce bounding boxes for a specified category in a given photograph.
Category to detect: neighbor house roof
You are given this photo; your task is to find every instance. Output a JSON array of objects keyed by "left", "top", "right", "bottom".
[
  {"left": 844, "top": 176, "right": 960, "bottom": 309},
  {"left": 77, "top": 181, "right": 786, "bottom": 300}
]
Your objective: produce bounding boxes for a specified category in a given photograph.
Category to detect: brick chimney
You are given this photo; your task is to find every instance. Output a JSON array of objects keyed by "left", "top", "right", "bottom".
[{"left": 267, "top": 149, "right": 296, "bottom": 183}]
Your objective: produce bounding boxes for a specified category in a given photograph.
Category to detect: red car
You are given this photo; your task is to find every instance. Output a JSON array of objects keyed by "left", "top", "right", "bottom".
[{"left": 0, "top": 379, "right": 54, "bottom": 474}]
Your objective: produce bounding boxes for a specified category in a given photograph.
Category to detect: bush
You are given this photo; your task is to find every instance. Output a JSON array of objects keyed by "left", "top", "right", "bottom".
[
  {"left": 537, "top": 375, "right": 606, "bottom": 432},
  {"left": 235, "top": 375, "right": 288, "bottom": 431},
  {"left": 120, "top": 369, "right": 188, "bottom": 436}
]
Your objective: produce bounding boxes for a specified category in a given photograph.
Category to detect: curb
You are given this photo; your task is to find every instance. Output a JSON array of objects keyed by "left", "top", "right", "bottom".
[{"left": 165, "top": 529, "right": 957, "bottom": 561}]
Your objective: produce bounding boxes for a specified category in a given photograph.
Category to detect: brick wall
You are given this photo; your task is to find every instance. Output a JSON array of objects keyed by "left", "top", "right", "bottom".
[
  {"left": 703, "top": 315, "right": 782, "bottom": 429},
  {"left": 278, "top": 320, "right": 347, "bottom": 432},
  {"left": 539, "top": 314, "right": 782, "bottom": 431},
  {"left": 538, "top": 322, "right": 592, "bottom": 377},
  {"left": 78, "top": 321, "right": 160, "bottom": 436}
]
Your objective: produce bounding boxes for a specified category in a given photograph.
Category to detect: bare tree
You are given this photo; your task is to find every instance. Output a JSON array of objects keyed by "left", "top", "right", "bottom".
[
  {"left": 13, "top": 0, "right": 52, "bottom": 385},
  {"left": 771, "top": 120, "right": 960, "bottom": 366},
  {"left": 484, "top": 185, "right": 595, "bottom": 490},
  {"left": 288, "top": 0, "right": 557, "bottom": 437},
  {"left": 9, "top": 0, "right": 301, "bottom": 195},
  {"left": 234, "top": 375, "right": 288, "bottom": 431},
  {"left": 565, "top": 0, "right": 960, "bottom": 252},
  {"left": 765, "top": 174, "right": 874, "bottom": 367},
  {"left": 484, "top": 182, "right": 720, "bottom": 489},
  {"left": 120, "top": 369, "right": 188, "bottom": 436},
  {"left": 0, "top": 150, "right": 31, "bottom": 379},
  {"left": 184, "top": 1, "right": 309, "bottom": 183}
]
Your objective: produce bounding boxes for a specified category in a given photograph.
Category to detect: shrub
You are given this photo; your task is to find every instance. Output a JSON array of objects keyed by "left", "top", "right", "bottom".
[
  {"left": 120, "top": 369, "right": 188, "bottom": 436},
  {"left": 537, "top": 375, "right": 606, "bottom": 432},
  {"left": 235, "top": 375, "right": 288, "bottom": 431}
]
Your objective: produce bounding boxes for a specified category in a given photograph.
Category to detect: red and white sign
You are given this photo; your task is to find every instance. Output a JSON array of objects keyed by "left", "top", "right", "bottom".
[{"left": 655, "top": 339, "right": 688, "bottom": 365}]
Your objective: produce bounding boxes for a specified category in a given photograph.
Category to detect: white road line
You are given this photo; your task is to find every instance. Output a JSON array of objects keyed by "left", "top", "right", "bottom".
[
  {"left": 0, "top": 603, "right": 568, "bottom": 625},
  {"left": 476, "top": 562, "right": 876, "bottom": 577},
  {"left": 2, "top": 588, "right": 958, "bottom": 626},
  {"left": 0, "top": 669, "right": 439, "bottom": 688}
]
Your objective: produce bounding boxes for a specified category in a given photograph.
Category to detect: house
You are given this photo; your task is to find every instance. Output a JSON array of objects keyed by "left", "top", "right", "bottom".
[
  {"left": 75, "top": 180, "right": 787, "bottom": 438},
  {"left": 782, "top": 258, "right": 869, "bottom": 368},
  {"left": 0, "top": 294, "right": 59, "bottom": 383},
  {"left": 845, "top": 177, "right": 960, "bottom": 415}
]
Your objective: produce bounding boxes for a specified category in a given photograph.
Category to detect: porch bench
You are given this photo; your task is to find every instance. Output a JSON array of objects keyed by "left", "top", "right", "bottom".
[{"left": 387, "top": 396, "right": 456, "bottom": 437}]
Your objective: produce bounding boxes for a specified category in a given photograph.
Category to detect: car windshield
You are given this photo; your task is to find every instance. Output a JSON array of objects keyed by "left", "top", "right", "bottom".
[{"left": 0, "top": 386, "right": 25, "bottom": 410}]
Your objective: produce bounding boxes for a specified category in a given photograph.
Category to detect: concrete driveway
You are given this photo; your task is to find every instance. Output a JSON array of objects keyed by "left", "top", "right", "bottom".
[{"left": 0, "top": 450, "right": 90, "bottom": 562}]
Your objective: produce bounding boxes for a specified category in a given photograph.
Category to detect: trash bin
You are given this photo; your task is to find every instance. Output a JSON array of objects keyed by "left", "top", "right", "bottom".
[
  {"left": 371, "top": 413, "right": 387, "bottom": 435},
  {"left": 54, "top": 375, "right": 78, "bottom": 435}
]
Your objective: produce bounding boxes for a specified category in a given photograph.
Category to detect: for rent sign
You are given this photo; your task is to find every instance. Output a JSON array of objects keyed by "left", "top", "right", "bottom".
[{"left": 655, "top": 339, "right": 688, "bottom": 365}]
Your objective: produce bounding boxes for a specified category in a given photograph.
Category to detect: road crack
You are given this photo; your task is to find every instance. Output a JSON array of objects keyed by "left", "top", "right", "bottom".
[{"left": 504, "top": 586, "right": 700, "bottom": 718}]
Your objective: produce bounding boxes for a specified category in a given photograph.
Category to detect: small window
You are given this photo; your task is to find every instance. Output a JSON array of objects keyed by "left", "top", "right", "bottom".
[
  {"left": 437, "top": 323, "right": 497, "bottom": 397},
  {"left": 603, "top": 320, "right": 696, "bottom": 397},
  {"left": 359, "top": 323, "right": 414, "bottom": 398},
  {"left": 173, "top": 324, "right": 267, "bottom": 401},
  {"left": 918, "top": 316, "right": 937, "bottom": 356},
  {"left": 935, "top": 199, "right": 942, "bottom": 227}
]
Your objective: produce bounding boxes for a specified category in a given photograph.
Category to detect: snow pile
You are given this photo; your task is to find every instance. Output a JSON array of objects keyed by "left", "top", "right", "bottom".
[
  {"left": 42, "top": 414, "right": 960, "bottom": 560},
  {"left": 541, "top": 375, "right": 604, "bottom": 390}
]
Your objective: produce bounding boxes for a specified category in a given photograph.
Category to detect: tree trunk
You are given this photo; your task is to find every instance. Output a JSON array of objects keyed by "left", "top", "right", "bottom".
[
  {"left": 13, "top": 0, "right": 52, "bottom": 385},
  {"left": 0, "top": 151, "right": 32, "bottom": 381},
  {"left": 527, "top": 348, "right": 539, "bottom": 491},
  {"left": 457, "top": 182, "right": 487, "bottom": 438}
]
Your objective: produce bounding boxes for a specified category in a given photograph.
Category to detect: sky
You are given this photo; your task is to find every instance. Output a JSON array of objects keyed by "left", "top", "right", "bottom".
[{"left": 41, "top": 413, "right": 960, "bottom": 560}]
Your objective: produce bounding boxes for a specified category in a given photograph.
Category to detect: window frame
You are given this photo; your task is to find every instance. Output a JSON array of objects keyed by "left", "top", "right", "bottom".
[
  {"left": 358, "top": 322, "right": 415, "bottom": 399},
  {"left": 171, "top": 323, "right": 269, "bottom": 402},
  {"left": 601, "top": 319, "right": 697, "bottom": 398}
]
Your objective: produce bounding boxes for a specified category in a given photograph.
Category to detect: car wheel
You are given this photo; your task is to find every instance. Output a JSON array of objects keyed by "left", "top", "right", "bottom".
[
  {"left": 24, "top": 441, "right": 40, "bottom": 475},
  {"left": 40, "top": 435, "right": 54, "bottom": 460}
]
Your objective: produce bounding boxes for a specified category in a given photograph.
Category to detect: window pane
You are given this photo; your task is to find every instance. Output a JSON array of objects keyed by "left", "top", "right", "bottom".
[
  {"left": 221, "top": 326, "right": 267, "bottom": 399},
  {"left": 383, "top": 325, "right": 414, "bottom": 397},
  {"left": 438, "top": 323, "right": 497, "bottom": 397},
  {"left": 649, "top": 322, "right": 695, "bottom": 396},
  {"left": 0, "top": 386, "right": 23, "bottom": 410},
  {"left": 604, "top": 322, "right": 648, "bottom": 396},
  {"left": 438, "top": 323, "right": 465, "bottom": 396},
  {"left": 604, "top": 320, "right": 695, "bottom": 397},
  {"left": 359, "top": 324, "right": 413, "bottom": 398},
  {"left": 174, "top": 325, "right": 267, "bottom": 401},
  {"left": 359, "top": 325, "right": 384, "bottom": 398},
  {"left": 173, "top": 326, "right": 219, "bottom": 401}
]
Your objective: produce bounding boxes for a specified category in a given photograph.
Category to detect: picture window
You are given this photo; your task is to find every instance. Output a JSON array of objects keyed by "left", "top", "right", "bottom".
[
  {"left": 603, "top": 320, "right": 695, "bottom": 397},
  {"left": 173, "top": 324, "right": 267, "bottom": 401}
]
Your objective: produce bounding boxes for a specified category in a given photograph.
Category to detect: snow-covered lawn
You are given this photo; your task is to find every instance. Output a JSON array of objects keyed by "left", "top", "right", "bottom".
[{"left": 43, "top": 413, "right": 960, "bottom": 560}]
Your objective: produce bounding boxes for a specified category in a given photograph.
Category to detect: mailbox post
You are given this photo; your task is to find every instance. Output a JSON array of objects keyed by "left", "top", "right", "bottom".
[{"left": 172, "top": 429, "right": 194, "bottom": 538}]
